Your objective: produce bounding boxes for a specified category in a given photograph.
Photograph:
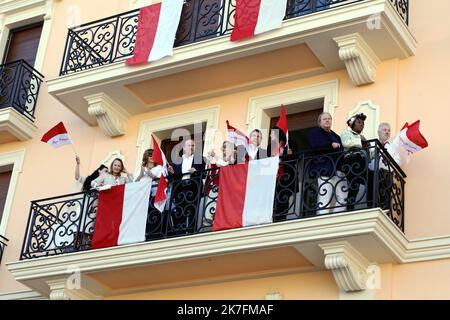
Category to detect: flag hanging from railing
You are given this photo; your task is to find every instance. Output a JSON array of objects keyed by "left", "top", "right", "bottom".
[
  {"left": 126, "top": 0, "right": 184, "bottom": 65},
  {"left": 231, "top": 0, "right": 288, "bottom": 42},
  {"left": 92, "top": 181, "right": 151, "bottom": 249},
  {"left": 212, "top": 157, "right": 280, "bottom": 231}
]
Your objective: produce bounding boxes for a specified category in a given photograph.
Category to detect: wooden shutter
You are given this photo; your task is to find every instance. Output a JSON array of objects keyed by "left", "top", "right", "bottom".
[
  {"left": 0, "top": 171, "right": 12, "bottom": 225},
  {"left": 4, "top": 22, "right": 43, "bottom": 66}
]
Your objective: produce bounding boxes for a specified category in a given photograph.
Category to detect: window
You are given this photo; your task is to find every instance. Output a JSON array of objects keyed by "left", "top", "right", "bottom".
[
  {"left": 0, "top": 166, "right": 12, "bottom": 225},
  {"left": 3, "top": 22, "right": 43, "bottom": 66}
]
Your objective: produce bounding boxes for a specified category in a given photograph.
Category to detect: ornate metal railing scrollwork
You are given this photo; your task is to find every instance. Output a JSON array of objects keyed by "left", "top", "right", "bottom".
[
  {"left": 0, "top": 60, "right": 44, "bottom": 121},
  {"left": 20, "top": 141, "right": 406, "bottom": 260},
  {"left": 59, "top": 0, "right": 409, "bottom": 75}
]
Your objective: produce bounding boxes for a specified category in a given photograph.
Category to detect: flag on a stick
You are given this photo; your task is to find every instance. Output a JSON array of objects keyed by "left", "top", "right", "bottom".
[
  {"left": 151, "top": 135, "right": 169, "bottom": 212},
  {"left": 41, "top": 122, "right": 72, "bottom": 148},
  {"left": 393, "top": 120, "right": 428, "bottom": 153},
  {"left": 226, "top": 120, "right": 251, "bottom": 151}
]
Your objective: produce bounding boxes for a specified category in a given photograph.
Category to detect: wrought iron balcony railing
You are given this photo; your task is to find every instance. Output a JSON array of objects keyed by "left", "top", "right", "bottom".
[
  {"left": 20, "top": 140, "right": 406, "bottom": 260},
  {"left": 0, "top": 60, "right": 44, "bottom": 122},
  {"left": 59, "top": 0, "right": 409, "bottom": 75},
  {"left": 0, "top": 235, "right": 8, "bottom": 264}
]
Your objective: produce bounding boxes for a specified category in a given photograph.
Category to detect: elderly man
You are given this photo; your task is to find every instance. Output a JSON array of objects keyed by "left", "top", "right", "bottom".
[
  {"left": 168, "top": 138, "right": 206, "bottom": 235},
  {"left": 367, "top": 122, "right": 401, "bottom": 209},
  {"left": 308, "top": 112, "right": 348, "bottom": 215}
]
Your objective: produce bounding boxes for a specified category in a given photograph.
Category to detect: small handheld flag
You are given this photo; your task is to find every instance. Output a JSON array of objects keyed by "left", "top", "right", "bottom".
[{"left": 41, "top": 122, "right": 72, "bottom": 149}]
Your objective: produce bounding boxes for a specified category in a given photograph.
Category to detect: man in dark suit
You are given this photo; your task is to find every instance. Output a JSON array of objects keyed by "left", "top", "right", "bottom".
[
  {"left": 248, "top": 129, "right": 267, "bottom": 160},
  {"left": 168, "top": 139, "right": 206, "bottom": 236}
]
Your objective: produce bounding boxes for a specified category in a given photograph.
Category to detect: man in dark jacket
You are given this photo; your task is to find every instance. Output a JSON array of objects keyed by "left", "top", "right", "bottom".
[
  {"left": 168, "top": 139, "right": 206, "bottom": 235},
  {"left": 307, "top": 112, "right": 348, "bottom": 215}
]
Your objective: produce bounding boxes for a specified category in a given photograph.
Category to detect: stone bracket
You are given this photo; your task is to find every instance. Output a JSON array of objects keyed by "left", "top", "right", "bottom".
[
  {"left": 46, "top": 277, "right": 103, "bottom": 300},
  {"left": 85, "top": 92, "right": 130, "bottom": 137},
  {"left": 334, "top": 33, "right": 381, "bottom": 86},
  {"left": 319, "top": 241, "right": 371, "bottom": 292}
]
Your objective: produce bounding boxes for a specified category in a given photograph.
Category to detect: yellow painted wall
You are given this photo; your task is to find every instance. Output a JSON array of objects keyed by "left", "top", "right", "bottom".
[{"left": 1, "top": 0, "right": 450, "bottom": 298}]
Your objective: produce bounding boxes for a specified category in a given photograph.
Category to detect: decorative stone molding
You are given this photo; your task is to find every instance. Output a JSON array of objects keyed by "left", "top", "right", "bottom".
[
  {"left": 0, "top": 108, "right": 37, "bottom": 141},
  {"left": 47, "top": 279, "right": 71, "bottom": 300},
  {"left": 265, "top": 291, "right": 283, "bottom": 300},
  {"left": 247, "top": 80, "right": 339, "bottom": 148},
  {"left": 334, "top": 33, "right": 381, "bottom": 86},
  {"left": 348, "top": 100, "right": 380, "bottom": 139},
  {"left": 46, "top": 278, "right": 103, "bottom": 300},
  {"left": 85, "top": 93, "right": 130, "bottom": 137},
  {"left": 101, "top": 150, "right": 125, "bottom": 168},
  {"left": 319, "top": 241, "right": 371, "bottom": 292},
  {"left": 135, "top": 105, "right": 220, "bottom": 177}
]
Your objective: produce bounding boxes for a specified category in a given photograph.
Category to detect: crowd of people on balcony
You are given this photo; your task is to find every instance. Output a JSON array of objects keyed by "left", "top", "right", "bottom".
[{"left": 73, "top": 112, "right": 403, "bottom": 240}]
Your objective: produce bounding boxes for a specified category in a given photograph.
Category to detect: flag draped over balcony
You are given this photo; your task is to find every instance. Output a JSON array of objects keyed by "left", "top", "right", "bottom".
[
  {"left": 231, "top": 0, "right": 288, "bottom": 42},
  {"left": 92, "top": 181, "right": 151, "bottom": 249},
  {"left": 125, "top": 0, "right": 184, "bottom": 65},
  {"left": 40, "top": 122, "right": 72, "bottom": 148},
  {"left": 212, "top": 157, "right": 280, "bottom": 231}
]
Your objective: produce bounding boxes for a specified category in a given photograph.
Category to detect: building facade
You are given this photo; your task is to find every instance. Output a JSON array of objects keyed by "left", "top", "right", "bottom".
[{"left": 0, "top": 0, "right": 449, "bottom": 300}]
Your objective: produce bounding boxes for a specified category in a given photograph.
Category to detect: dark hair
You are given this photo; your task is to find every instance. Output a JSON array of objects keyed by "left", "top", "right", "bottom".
[
  {"left": 250, "top": 129, "right": 262, "bottom": 136},
  {"left": 347, "top": 113, "right": 367, "bottom": 130},
  {"left": 142, "top": 149, "right": 154, "bottom": 166},
  {"left": 82, "top": 165, "right": 108, "bottom": 192}
]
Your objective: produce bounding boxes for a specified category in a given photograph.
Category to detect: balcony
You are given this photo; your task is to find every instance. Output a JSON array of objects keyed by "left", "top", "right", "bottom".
[
  {"left": 0, "top": 60, "right": 44, "bottom": 142},
  {"left": 47, "top": 0, "right": 415, "bottom": 137},
  {"left": 0, "top": 235, "right": 8, "bottom": 265},
  {"left": 8, "top": 142, "right": 410, "bottom": 299}
]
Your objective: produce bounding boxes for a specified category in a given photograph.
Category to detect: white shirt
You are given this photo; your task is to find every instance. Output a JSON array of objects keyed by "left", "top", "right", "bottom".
[
  {"left": 369, "top": 141, "right": 401, "bottom": 171},
  {"left": 139, "top": 165, "right": 164, "bottom": 196},
  {"left": 181, "top": 154, "right": 194, "bottom": 180}
]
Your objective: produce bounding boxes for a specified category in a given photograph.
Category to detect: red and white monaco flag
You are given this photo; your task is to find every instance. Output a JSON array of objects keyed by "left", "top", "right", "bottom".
[
  {"left": 393, "top": 120, "right": 428, "bottom": 153},
  {"left": 276, "top": 104, "right": 289, "bottom": 148},
  {"left": 125, "top": 0, "right": 184, "bottom": 65},
  {"left": 231, "top": 0, "right": 287, "bottom": 42},
  {"left": 151, "top": 135, "right": 168, "bottom": 212},
  {"left": 41, "top": 122, "right": 72, "bottom": 148},
  {"left": 212, "top": 157, "right": 280, "bottom": 231},
  {"left": 226, "top": 120, "right": 252, "bottom": 151},
  {"left": 92, "top": 180, "right": 151, "bottom": 249}
]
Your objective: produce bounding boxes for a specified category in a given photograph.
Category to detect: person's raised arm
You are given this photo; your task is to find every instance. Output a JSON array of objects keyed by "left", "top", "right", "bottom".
[{"left": 75, "top": 155, "right": 81, "bottom": 181}]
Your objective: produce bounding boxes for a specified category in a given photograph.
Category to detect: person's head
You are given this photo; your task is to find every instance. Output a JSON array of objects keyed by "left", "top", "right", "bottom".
[
  {"left": 183, "top": 139, "right": 195, "bottom": 157},
  {"left": 110, "top": 158, "right": 124, "bottom": 176},
  {"left": 347, "top": 113, "right": 366, "bottom": 134},
  {"left": 249, "top": 129, "right": 263, "bottom": 147},
  {"left": 270, "top": 126, "right": 287, "bottom": 145},
  {"left": 378, "top": 122, "right": 391, "bottom": 144},
  {"left": 222, "top": 141, "right": 235, "bottom": 159},
  {"left": 142, "top": 149, "right": 155, "bottom": 167},
  {"left": 318, "top": 112, "right": 333, "bottom": 131},
  {"left": 82, "top": 164, "right": 108, "bottom": 192}
]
